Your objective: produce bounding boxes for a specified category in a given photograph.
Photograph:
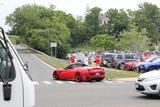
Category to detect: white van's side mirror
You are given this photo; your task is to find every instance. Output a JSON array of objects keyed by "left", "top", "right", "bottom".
[
  {"left": 3, "top": 84, "right": 12, "bottom": 101},
  {"left": 24, "top": 61, "right": 29, "bottom": 71}
]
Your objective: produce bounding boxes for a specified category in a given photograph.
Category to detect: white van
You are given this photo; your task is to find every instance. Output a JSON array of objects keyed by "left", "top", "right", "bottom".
[{"left": 0, "top": 27, "right": 35, "bottom": 107}]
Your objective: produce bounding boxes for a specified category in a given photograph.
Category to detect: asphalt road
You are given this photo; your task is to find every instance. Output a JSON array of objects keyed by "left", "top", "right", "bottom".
[{"left": 15, "top": 45, "right": 160, "bottom": 107}]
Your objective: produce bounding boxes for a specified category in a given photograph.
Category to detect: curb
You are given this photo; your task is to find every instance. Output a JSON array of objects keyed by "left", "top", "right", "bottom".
[{"left": 110, "top": 77, "right": 137, "bottom": 82}]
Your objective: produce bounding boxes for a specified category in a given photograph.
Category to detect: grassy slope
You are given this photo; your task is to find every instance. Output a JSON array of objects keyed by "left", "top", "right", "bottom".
[
  {"left": 106, "top": 70, "right": 141, "bottom": 79},
  {"left": 35, "top": 53, "right": 69, "bottom": 68}
]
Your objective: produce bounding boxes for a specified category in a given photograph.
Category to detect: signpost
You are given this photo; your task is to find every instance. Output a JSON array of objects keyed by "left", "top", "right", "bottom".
[{"left": 50, "top": 43, "right": 57, "bottom": 57}]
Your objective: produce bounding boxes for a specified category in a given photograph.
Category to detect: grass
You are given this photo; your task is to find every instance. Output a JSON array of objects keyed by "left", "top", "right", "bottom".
[
  {"left": 8, "top": 35, "right": 21, "bottom": 45},
  {"left": 34, "top": 53, "right": 69, "bottom": 68},
  {"left": 106, "top": 70, "right": 141, "bottom": 79}
]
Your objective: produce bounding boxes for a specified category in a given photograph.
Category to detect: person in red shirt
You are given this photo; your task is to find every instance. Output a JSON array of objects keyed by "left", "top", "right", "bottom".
[
  {"left": 95, "top": 55, "right": 101, "bottom": 65},
  {"left": 70, "top": 56, "right": 75, "bottom": 64}
]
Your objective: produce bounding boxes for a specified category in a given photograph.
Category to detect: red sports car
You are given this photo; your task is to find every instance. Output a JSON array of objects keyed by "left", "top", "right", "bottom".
[
  {"left": 53, "top": 63, "right": 105, "bottom": 82},
  {"left": 124, "top": 61, "right": 141, "bottom": 71}
]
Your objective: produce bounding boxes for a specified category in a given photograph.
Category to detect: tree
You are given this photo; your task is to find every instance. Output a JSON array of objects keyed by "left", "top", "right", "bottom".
[
  {"left": 27, "top": 24, "right": 70, "bottom": 58},
  {"left": 85, "top": 7, "right": 103, "bottom": 41},
  {"left": 134, "top": 2, "right": 160, "bottom": 45},
  {"left": 6, "top": 4, "right": 47, "bottom": 35},
  {"left": 116, "top": 28, "right": 150, "bottom": 51},
  {"left": 6, "top": 4, "right": 73, "bottom": 58},
  {"left": 105, "top": 9, "right": 130, "bottom": 39},
  {"left": 90, "top": 34, "right": 116, "bottom": 50}
]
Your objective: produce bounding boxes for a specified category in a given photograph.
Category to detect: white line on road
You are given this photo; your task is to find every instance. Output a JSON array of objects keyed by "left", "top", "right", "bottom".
[
  {"left": 42, "top": 81, "right": 53, "bottom": 85},
  {"left": 102, "top": 80, "right": 114, "bottom": 84},
  {"left": 32, "top": 54, "right": 56, "bottom": 70},
  {"left": 66, "top": 81, "right": 77, "bottom": 84},
  {"left": 116, "top": 81, "right": 125, "bottom": 83},
  {"left": 54, "top": 81, "right": 65, "bottom": 84},
  {"left": 32, "top": 81, "right": 39, "bottom": 85}
]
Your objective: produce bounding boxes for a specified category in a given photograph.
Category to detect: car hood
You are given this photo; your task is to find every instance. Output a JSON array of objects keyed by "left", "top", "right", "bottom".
[
  {"left": 125, "top": 61, "right": 140, "bottom": 65},
  {"left": 139, "top": 70, "right": 160, "bottom": 79},
  {"left": 137, "top": 62, "right": 148, "bottom": 66}
]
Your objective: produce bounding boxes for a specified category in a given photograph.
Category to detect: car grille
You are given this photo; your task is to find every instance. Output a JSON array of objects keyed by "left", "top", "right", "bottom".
[
  {"left": 89, "top": 73, "right": 105, "bottom": 76},
  {"left": 136, "top": 85, "right": 145, "bottom": 91},
  {"left": 150, "top": 85, "right": 157, "bottom": 90}
]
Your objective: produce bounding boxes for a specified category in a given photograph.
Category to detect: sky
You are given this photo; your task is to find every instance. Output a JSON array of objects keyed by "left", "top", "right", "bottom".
[{"left": 0, "top": 0, "right": 160, "bottom": 31}]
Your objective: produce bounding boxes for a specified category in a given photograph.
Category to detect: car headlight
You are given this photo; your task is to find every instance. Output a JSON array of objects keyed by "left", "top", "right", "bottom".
[
  {"left": 139, "top": 65, "right": 145, "bottom": 70},
  {"left": 144, "top": 78, "right": 160, "bottom": 82},
  {"left": 137, "top": 77, "right": 146, "bottom": 82},
  {"left": 138, "top": 77, "right": 160, "bottom": 82}
]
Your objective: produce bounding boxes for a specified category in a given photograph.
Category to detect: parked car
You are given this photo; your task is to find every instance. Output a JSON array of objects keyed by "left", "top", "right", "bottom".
[
  {"left": 110, "top": 53, "right": 138, "bottom": 69},
  {"left": 134, "top": 56, "right": 159, "bottom": 72},
  {"left": 135, "top": 70, "right": 160, "bottom": 96},
  {"left": 100, "top": 53, "right": 114, "bottom": 67},
  {"left": 123, "top": 60, "right": 141, "bottom": 71},
  {"left": 53, "top": 63, "right": 105, "bottom": 82},
  {"left": 140, "top": 51, "right": 160, "bottom": 61},
  {"left": 138, "top": 58, "right": 160, "bottom": 73}
]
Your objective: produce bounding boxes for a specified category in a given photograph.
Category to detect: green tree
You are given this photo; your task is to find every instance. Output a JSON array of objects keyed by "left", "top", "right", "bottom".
[
  {"left": 105, "top": 9, "right": 130, "bottom": 39},
  {"left": 85, "top": 7, "right": 103, "bottom": 40},
  {"left": 90, "top": 34, "right": 116, "bottom": 50},
  {"left": 70, "top": 16, "right": 88, "bottom": 46},
  {"left": 116, "top": 28, "right": 150, "bottom": 51},
  {"left": 134, "top": 2, "right": 160, "bottom": 46},
  {"left": 27, "top": 24, "right": 70, "bottom": 58},
  {"left": 6, "top": 4, "right": 46, "bottom": 35},
  {"left": 6, "top": 4, "right": 73, "bottom": 58}
]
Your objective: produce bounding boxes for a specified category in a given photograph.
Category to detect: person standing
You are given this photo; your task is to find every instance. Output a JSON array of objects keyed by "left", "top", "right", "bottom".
[
  {"left": 95, "top": 55, "right": 101, "bottom": 65},
  {"left": 70, "top": 55, "right": 75, "bottom": 64}
]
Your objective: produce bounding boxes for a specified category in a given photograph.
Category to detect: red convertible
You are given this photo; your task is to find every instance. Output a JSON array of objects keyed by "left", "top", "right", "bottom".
[{"left": 53, "top": 63, "right": 105, "bottom": 82}]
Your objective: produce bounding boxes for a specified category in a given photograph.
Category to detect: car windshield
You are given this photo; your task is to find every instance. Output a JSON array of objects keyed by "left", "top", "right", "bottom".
[
  {"left": 66, "top": 63, "right": 87, "bottom": 69},
  {"left": 124, "top": 54, "right": 136, "bottom": 59},
  {"left": 145, "top": 56, "right": 159, "bottom": 62},
  {"left": 102, "top": 54, "right": 113, "bottom": 59},
  {"left": 152, "top": 57, "right": 160, "bottom": 62},
  {"left": 0, "top": 33, "right": 15, "bottom": 82},
  {"left": 117, "top": 55, "right": 123, "bottom": 59}
]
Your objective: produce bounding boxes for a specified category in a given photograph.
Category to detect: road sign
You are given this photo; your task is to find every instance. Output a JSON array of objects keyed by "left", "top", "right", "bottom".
[{"left": 51, "top": 43, "right": 57, "bottom": 47}]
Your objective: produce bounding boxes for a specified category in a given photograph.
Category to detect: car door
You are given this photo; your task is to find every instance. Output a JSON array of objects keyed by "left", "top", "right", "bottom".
[
  {"left": 0, "top": 41, "right": 23, "bottom": 107},
  {"left": 60, "top": 65, "right": 75, "bottom": 79}
]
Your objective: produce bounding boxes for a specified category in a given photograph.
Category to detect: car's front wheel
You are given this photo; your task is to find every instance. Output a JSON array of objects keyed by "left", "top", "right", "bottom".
[
  {"left": 75, "top": 73, "right": 82, "bottom": 82},
  {"left": 119, "top": 63, "right": 125, "bottom": 70},
  {"left": 53, "top": 72, "right": 59, "bottom": 80}
]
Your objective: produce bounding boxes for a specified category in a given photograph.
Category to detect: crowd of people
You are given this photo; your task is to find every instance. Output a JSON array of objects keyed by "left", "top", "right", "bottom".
[{"left": 67, "top": 53, "right": 101, "bottom": 66}]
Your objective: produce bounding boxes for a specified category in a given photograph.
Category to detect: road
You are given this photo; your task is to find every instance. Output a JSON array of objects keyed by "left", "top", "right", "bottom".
[{"left": 15, "top": 45, "right": 160, "bottom": 107}]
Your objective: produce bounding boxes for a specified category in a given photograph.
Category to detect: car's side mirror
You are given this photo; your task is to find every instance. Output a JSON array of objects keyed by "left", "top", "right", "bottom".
[
  {"left": 24, "top": 61, "right": 29, "bottom": 71},
  {"left": 3, "top": 83, "right": 12, "bottom": 101}
]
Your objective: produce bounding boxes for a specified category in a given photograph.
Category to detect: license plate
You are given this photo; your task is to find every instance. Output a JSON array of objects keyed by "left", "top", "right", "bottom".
[
  {"left": 95, "top": 73, "right": 100, "bottom": 75},
  {"left": 135, "top": 83, "right": 139, "bottom": 88}
]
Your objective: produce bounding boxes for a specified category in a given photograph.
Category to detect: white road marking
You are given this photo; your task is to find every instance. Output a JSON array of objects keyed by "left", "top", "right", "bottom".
[
  {"left": 102, "top": 80, "right": 114, "bottom": 84},
  {"left": 32, "top": 54, "right": 56, "bottom": 70},
  {"left": 42, "top": 81, "right": 53, "bottom": 85},
  {"left": 116, "top": 81, "right": 125, "bottom": 83},
  {"left": 32, "top": 81, "right": 39, "bottom": 85},
  {"left": 66, "top": 81, "right": 77, "bottom": 84},
  {"left": 33, "top": 80, "right": 126, "bottom": 85},
  {"left": 54, "top": 81, "right": 65, "bottom": 84}
]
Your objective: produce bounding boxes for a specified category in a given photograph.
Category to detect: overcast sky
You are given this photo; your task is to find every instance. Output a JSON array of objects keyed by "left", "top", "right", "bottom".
[{"left": 0, "top": 0, "right": 160, "bottom": 31}]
